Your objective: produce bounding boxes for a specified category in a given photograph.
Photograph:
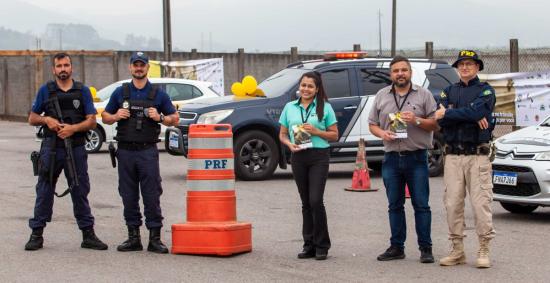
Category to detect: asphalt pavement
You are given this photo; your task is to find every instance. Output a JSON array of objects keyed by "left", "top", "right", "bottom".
[{"left": 1, "top": 120, "right": 549, "bottom": 282}]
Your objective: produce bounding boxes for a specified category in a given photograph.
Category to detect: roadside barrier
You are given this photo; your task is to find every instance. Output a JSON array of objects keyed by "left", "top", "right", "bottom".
[
  {"left": 172, "top": 124, "right": 252, "bottom": 255},
  {"left": 345, "top": 138, "right": 378, "bottom": 192}
]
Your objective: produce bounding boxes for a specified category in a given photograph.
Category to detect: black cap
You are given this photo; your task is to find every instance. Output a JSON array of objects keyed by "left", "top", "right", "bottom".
[
  {"left": 452, "top": 50, "right": 484, "bottom": 71},
  {"left": 130, "top": 51, "right": 149, "bottom": 64}
]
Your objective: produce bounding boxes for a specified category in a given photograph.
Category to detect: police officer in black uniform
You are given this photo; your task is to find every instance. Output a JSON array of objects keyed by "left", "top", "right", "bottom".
[
  {"left": 435, "top": 50, "right": 496, "bottom": 268},
  {"left": 102, "top": 52, "right": 179, "bottom": 254},
  {"left": 26, "top": 52, "right": 108, "bottom": 251}
]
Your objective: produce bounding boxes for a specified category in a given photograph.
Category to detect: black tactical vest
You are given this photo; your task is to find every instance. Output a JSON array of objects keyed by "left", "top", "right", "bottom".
[
  {"left": 43, "top": 80, "right": 87, "bottom": 146},
  {"left": 115, "top": 83, "right": 160, "bottom": 143}
]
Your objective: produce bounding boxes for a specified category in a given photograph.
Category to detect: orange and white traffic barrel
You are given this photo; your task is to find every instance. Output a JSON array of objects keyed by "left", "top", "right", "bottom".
[{"left": 172, "top": 124, "right": 252, "bottom": 256}]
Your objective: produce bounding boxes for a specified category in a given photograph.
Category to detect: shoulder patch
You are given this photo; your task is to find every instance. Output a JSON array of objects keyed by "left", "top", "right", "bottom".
[
  {"left": 439, "top": 91, "right": 447, "bottom": 98},
  {"left": 483, "top": 89, "right": 493, "bottom": 96}
]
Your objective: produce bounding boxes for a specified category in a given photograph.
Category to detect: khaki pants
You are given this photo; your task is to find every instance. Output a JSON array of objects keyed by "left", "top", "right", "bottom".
[{"left": 443, "top": 154, "right": 496, "bottom": 240}]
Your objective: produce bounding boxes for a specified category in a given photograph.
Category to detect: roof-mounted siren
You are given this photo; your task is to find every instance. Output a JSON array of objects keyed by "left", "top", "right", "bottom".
[{"left": 323, "top": 51, "right": 368, "bottom": 61}]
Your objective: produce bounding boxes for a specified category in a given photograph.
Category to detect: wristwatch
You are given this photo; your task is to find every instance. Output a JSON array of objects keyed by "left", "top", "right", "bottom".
[
  {"left": 159, "top": 114, "right": 165, "bottom": 123},
  {"left": 415, "top": 118, "right": 421, "bottom": 126}
]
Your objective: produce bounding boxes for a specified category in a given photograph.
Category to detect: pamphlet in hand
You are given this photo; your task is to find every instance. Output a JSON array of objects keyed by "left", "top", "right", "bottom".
[
  {"left": 389, "top": 112, "right": 408, "bottom": 139},
  {"left": 292, "top": 124, "right": 313, "bottom": 149}
]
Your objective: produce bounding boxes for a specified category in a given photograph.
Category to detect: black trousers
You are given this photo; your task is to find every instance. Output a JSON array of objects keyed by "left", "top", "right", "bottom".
[{"left": 291, "top": 148, "right": 331, "bottom": 253}]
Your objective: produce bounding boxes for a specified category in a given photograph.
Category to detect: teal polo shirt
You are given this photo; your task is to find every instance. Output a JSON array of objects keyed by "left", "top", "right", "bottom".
[{"left": 279, "top": 98, "right": 337, "bottom": 148}]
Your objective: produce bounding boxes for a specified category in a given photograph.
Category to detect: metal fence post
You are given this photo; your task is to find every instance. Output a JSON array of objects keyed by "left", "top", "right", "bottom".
[
  {"left": 510, "top": 39, "right": 519, "bottom": 72},
  {"left": 353, "top": 44, "right": 361, "bottom": 51},
  {"left": 2, "top": 58, "right": 8, "bottom": 116},
  {"left": 237, "top": 48, "right": 245, "bottom": 79},
  {"left": 290, "top": 47, "right": 298, "bottom": 64},
  {"left": 112, "top": 52, "right": 119, "bottom": 82},
  {"left": 425, "top": 42, "right": 433, "bottom": 59}
]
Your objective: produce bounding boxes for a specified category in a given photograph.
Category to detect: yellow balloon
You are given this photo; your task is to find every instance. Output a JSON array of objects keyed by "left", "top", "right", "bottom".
[
  {"left": 242, "top": 75, "right": 258, "bottom": 94},
  {"left": 89, "top": 86, "right": 100, "bottom": 102},
  {"left": 251, "top": 88, "right": 265, "bottom": 97},
  {"left": 231, "top": 82, "right": 246, "bottom": 96}
]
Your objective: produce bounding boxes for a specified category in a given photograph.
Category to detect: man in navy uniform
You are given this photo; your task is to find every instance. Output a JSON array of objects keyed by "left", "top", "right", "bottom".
[
  {"left": 435, "top": 50, "right": 496, "bottom": 268},
  {"left": 102, "top": 52, "right": 179, "bottom": 254},
  {"left": 26, "top": 52, "right": 108, "bottom": 251}
]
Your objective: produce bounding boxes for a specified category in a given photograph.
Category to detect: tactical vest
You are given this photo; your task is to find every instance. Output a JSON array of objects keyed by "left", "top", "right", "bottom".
[
  {"left": 443, "top": 81, "right": 495, "bottom": 145},
  {"left": 115, "top": 83, "right": 160, "bottom": 143},
  {"left": 43, "top": 80, "right": 86, "bottom": 146}
]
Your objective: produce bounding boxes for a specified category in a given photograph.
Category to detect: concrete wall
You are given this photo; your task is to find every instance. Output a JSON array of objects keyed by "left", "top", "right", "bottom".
[{"left": 2, "top": 48, "right": 550, "bottom": 121}]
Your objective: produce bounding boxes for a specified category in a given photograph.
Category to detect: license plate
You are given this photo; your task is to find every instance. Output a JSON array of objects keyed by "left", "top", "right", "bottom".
[{"left": 493, "top": 171, "right": 518, "bottom": 186}]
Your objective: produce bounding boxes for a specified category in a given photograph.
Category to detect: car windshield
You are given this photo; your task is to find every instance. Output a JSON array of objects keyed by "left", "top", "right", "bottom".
[
  {"left": 258, "top": 68, "right": 310, "bottom": 98},
  {"left": 96, "top": 82, "right": 122, "bottom": 102}
]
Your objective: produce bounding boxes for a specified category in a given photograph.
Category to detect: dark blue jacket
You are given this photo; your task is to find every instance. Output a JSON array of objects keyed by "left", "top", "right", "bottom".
[{"left": 437, "top": 76, "right": 496, "bottom": 144}]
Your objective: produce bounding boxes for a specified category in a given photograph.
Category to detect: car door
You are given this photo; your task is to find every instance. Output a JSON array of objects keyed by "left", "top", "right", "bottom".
[
  {"left": 338, "top": 66, "right": 391, "bottom": 146},
  {"left": 320, "top": 68, "right": 360, "bottom": 139}
]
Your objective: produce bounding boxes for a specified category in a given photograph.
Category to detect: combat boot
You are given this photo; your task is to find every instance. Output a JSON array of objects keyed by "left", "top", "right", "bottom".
[
  {"left": 81, "top": 228, "right": 108, "bottom": 250},
  {"left": 24, "top": 228, "right": 44, "bottom": 251},
  {"left": 439, "top": 238, "right": 466, "bottom": 266},
  {"left": 147, "top": 227, "right": 169, "bottom": 254},
  {"left": 117, "top": 226, "right": 143, "bottom": 252},
  {"left": 476, "top": 238, "right": 491, "bottom": 268}
]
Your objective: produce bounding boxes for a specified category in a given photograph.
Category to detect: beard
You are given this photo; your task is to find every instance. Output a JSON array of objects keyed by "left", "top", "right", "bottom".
[
  {"left": 132, "top": 72, "right": 147, "bottom": 79},
  {"left": 394, "top": 77, "right": 410, "bottom": 88},
  {"left": 55, "top": 71, "right": 70, "bottom": 81}
]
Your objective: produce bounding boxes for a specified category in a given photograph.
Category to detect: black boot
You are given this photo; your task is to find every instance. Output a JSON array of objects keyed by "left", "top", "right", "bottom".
[
  {"left": 147, "top": 227, "right": 169, "bottom": 254},
  {"left": 81, "top": 228, "right": 108, "bottom": 250},
  {"left": 377, "top": 246, "right": 405, "bottom": 261},
  {"left": 25, "top": 228, "right": 44, "bottom": 251},
  {"left": 420, "top": 246, "right": 435, "bottom": 263},
  {"left": 117, "top": 226, "right": 143, "bottom": 252}
]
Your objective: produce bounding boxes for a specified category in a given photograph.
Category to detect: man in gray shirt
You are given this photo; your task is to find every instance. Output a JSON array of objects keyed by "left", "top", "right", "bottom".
[{"left": 368, "top": 55, "right": 438, "bottom": 263}]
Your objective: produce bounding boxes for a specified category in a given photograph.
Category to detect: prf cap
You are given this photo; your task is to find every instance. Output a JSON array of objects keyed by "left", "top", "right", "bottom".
[
  {"left": 452, "top": 50, "right": 484, "bottom": 71},
  {"left": 130, "top": 51, "right": 149, "bottom": 64}
]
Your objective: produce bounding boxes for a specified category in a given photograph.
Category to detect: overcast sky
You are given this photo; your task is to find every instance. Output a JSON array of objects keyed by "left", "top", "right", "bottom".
[{"left": 2, "top": 0, "right": 548, "bottom": 52}]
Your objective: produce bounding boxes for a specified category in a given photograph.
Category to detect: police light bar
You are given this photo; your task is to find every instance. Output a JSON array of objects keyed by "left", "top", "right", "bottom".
[{"left": 323, "top": 52, "right": 368, "bottom": 61}]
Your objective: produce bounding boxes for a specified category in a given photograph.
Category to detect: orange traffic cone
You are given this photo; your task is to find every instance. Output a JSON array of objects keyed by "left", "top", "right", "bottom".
[
  {"left": 405, "top": 184, "right": 411, "bottom": 198},
  {"left": 172, "top": 124, "right": 252, "bottom": 256},
  {"left": 345, "top": 138, "right": 378, "bottom": 192}
]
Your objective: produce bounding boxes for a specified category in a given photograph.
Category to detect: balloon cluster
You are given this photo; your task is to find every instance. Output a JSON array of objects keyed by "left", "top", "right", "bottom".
[{"left": 231, "top": 75, "right": 265, "bottom": 97}]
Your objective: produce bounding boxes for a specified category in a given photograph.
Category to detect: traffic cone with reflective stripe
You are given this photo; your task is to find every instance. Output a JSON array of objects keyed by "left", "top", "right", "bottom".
[{"left": 345, "top": 138, "right": 378, "bottom": 192}]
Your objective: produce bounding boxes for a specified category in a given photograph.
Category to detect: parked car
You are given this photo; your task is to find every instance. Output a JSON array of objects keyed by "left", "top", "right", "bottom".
[
  {"left": 36, "top": 78, "right": 221, "bottom": 153},
  {"left": 492, "top": 116, "right": 550, "bottom": 213},
  {"left": 167, "top": 52, "right": 459, "bottom": 180}
]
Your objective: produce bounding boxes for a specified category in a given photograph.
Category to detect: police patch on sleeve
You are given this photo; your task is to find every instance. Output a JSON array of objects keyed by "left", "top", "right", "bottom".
[
  {"left": 440, "top": 91, "right": 447, "bottom": 98},
  {"left": 482, "top": 89, "right": 493, "bottom": 96}
]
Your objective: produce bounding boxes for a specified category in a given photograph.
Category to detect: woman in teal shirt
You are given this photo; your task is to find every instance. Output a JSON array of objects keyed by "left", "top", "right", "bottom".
[{"left": 279, "top": 71, "right": 338, "bottom": 260}]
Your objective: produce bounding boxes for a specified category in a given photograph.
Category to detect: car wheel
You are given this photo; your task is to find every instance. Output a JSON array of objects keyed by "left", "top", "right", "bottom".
[
  {"left": 500, "top": 202, "right": 538, "bottom": 214},
  {"left": 85, "top": 128, "right": 104, "bottom": 153},
  {"left": 234, "top": 130, "right": 279, "bottom": 181},
  {"left": 428, "top": 132, "right": 444, "bottom": 177}
]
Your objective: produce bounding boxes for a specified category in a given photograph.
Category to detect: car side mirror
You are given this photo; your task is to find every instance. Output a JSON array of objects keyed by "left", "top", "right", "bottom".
[{"left": 165, "top": 127, "right": 185, "bottom": 155}]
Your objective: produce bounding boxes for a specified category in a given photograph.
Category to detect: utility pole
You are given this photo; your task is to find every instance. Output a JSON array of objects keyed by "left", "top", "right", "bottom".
[
  {"left": 378, "top": 9, "right": 382, "bottom": 57},
  {"left": 391, "top": 0, "right": 396, "bottom": 57},
  {"left": 59, "top": 28, "right": 63, "bottom": 50},
  {"left": 163, "top": 0, "right": 172, "bottom": 61}
]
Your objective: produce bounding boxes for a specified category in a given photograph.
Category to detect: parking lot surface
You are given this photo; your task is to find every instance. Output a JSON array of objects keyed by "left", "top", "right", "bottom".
[{"left": 1, "top": 120, "right": 549, "bottom": 282}]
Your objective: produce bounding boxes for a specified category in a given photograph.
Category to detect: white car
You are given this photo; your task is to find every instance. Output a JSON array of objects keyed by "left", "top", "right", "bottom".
[
  {"left": 492, "top": 116, "right": 550, "bottom": 213},
  {"left": 85, "top": 78, "right": 220, "bottom": 152}
]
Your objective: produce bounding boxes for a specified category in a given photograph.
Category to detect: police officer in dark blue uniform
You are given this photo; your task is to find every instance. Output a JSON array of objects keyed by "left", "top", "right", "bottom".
[
  {"left": 435, "top": 50, "right": 496, "bottom": 268},
  {"left": 26, "top": 52, "right": 108, "bottom": 251},
  {"left": 102, "top": 52, "right": 179, "bottom": 254}
]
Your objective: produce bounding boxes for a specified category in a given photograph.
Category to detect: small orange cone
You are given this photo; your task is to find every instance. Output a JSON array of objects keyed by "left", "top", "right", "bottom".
[
  {"left": 405, "top": 184, "right": 411, "bottom": 198},
  {"left": 345, "top": 138, "right": 378, "bottom": 192}
]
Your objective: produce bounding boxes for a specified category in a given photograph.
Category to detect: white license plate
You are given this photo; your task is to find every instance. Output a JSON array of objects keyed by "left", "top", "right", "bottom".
[{"left": 493, "top": 171, "right": 518, "bottom": 186}]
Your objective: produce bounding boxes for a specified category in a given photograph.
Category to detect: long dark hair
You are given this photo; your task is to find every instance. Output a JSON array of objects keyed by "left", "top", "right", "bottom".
[{"left": 299, "top": 71, "right": 327, "bottom": 122}]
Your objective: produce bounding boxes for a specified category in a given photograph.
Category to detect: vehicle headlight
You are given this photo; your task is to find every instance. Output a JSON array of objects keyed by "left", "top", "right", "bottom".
[
  {"left": 197, "top": 109, "right": 234, "bottom": 124},
  {"left": 535, "top": 151, "right": 550, "bottom": 161}
]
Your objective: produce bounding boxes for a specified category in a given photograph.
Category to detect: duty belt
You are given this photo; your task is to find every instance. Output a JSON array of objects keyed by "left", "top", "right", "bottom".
[
  {"left": 444, "top": 143, "right": 490, "bottom": 156},
  {"left": 118, "top": 142, "right": 156, "bottom": 151}
]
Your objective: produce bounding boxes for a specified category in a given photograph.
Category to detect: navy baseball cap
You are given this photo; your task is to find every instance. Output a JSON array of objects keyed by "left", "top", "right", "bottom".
[
  {"left": 452, "top": 50, "right": 484, "bottom": 71},
  {"left": 130, "top": 51, "right": 149, "bottom": 64}
]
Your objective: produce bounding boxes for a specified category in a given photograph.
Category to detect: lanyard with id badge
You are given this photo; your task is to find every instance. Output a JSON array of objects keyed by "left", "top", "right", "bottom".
[
  {"left": 292, "top": 103, "right": 314, "bottom": 149},
  {"left": 389, "top": 87, "right": 412, "bottom": 139}
]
